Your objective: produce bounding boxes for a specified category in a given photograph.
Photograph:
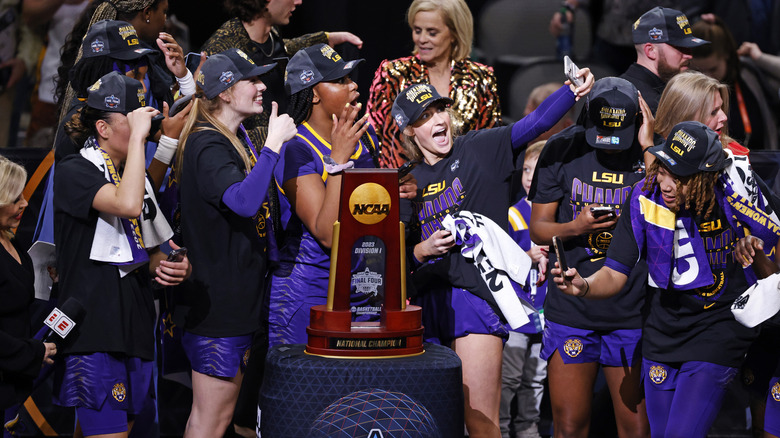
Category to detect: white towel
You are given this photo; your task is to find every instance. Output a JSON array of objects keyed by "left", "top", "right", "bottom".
[
  {"left": 731, "top": 270, "right": 780, "bottom": 328},
  {"left": 441, "top": 211, "right": 535, "bottom": 329},
  {"left": 80, "top": 139, "right": 172, "bottom": 276}
]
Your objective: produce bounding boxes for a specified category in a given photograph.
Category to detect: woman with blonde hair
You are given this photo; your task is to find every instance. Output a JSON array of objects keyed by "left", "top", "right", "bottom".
[
  {"left": 367, "top": 0, "right": 501, "bottom": 168},
  {"left": 653, "top": 70, "right": 748, "bottom": 155},
  {"left": 0, "top": 157, "right": 57, "bottom": 426},
  {"left": 175, "top": 48, "right": 296, "bottom": 438}
]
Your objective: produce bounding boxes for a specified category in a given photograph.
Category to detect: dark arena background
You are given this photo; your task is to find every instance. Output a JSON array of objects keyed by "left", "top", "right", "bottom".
[{"left": 3, "top": 0, "right": 780, "bottom": 436}]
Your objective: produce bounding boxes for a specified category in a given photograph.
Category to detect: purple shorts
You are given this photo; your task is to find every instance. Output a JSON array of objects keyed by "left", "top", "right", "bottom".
[
  {"left": 540, "top": 320, "right": 642, "bottom": 366},
  {"left": 54, "top": 353, "right": 153, "bottom": 436},
  {"left": 182, "top": 331, "right": 252, "bottom": 378},
  {"left": 643, "top": 359, "right": 737, "bottom": 438},
  {"left": 766, "top": 376, "right": 780, "bottom": 436},
  {"left": 414, "top": 287, "right": 508, "bottom": 346}
]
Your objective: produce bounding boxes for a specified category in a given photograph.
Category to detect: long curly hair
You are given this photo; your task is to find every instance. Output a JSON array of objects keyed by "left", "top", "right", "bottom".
[{"left": 643, "top": 160, "right": 721, "bottom": 219}]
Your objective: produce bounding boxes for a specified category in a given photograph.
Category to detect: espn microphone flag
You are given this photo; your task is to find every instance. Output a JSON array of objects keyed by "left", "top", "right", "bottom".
[{"left": 43, "top": 297, "right": 86, "bottom": 341}]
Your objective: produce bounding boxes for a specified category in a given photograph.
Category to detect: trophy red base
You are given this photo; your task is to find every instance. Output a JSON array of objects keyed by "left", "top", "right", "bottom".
[
  {"left": 306, "top": 305, "right": 424, "bottom": 357},
  {"left": 305, "top": 169, "right": 425, "bottom": 358}
]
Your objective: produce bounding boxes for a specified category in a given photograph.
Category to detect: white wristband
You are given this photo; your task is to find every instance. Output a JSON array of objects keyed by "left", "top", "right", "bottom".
[
  {"left": 154, "top": 135, "right": 179, "bottom": 165},
  {"left": 323, "top": 155, "right": 354, "bottom": 175},
  {"left": 176, "top": 70, "right": 196, "bottom": 96}
]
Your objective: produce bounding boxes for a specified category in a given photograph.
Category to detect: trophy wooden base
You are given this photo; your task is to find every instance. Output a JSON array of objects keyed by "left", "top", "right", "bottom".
[{"left": 306, "top": 305, "right": 425, "bottom": 358}]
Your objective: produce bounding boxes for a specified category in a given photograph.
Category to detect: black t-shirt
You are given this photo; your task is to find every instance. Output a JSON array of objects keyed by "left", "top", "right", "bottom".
[
  {"left": 529, "top": 125, "right": 647, "bottom": 330},
  {"left": 178, "top": 128, "right": 267, "bottom": 337},
  {"left": 620, "top": 63, "right": 665, "bottom": 114},
  {"left": 54, "top": 155, "right": 155, "bottom": 360},
  {"left": 608, "top": 186, "right": 760, "bottom": 367},
  {"left": 407, "top": 125, "right": 515, "bottom": 305}
]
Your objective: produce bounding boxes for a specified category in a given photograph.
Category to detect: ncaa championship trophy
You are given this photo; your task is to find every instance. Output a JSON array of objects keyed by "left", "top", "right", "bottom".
[{"left": 306, "top": 168, "right": 424, "bottom": 357}]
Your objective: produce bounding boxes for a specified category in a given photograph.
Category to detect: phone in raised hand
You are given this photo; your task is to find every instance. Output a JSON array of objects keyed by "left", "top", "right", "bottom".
[{"left": 564, "top": 55, "right": 583, "bottom": 87}]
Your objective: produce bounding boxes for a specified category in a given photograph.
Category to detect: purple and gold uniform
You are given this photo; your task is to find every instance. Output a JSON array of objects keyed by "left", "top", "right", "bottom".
[
  {"left": 269, "top": 122, "right": 377, "bottom": 347},
  {"left": 179, "top": 127, "right": 277, "bottom": 376},
  {"left": 408, "top": 83, "right": 576, "bottom": 344},
  {"left": 529, "top": 125, "right": 647, "bottom": 365},
  {"left": 607, "top": 181, "right": 762, "bottom": 437},
  {"left": 53, "top": 154, "right": 157, "bottom": 434}
]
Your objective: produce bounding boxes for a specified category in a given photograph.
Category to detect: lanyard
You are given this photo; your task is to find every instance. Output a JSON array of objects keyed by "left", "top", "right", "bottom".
[{"left": 735, "top": 82, "right": 752, "bottom": 146}]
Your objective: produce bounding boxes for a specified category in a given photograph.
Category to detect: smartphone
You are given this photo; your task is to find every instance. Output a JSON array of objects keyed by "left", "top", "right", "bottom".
[
  {"left": 167, "top": 247, "right": 187, "bottom": 262},
  {"left": 552, "top": 236, "right": 568, "bottom": 275},
  {"left": 398, "top": 160, "right": 419, "bottom": 180},
  {"left": 146, "top": 113, "right": 165, "bottom": 141},
  {"left": 185, "top": 52, "right": 202, "bottom": 74},
  {"left": 564, "top": 55, "right": 583, "bottom": 87},
  {"left": 169, "top": 94, "right": 193, "bottom": 117},
  {"left": 591, "top": 206, "right": 616, "bottom": 218}
]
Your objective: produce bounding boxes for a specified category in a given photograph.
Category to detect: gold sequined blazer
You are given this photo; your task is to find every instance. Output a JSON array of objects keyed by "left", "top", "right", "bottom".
[{"left": 367, "top": 55, "right": 501, "bottom": 168}]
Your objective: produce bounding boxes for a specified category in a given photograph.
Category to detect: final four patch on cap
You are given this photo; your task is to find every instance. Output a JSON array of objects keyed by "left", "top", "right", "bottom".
[
  {"left": 199, "top": 48, "right": 276, "bottom": 99},
  {"left": 81, "top": 20, "right": 155, "bottom": 61},
  {"left": 284, "top": 43, "right": 364, "bottom": 95},
  {"left": 86, "top": 71, "right": 146, "bottom": 114},
  {"left": 391, "top": 83, "right": 453, "bottom": 131},
  {"left": 632, "top": 6, "right": 710, "bottom": 48}
]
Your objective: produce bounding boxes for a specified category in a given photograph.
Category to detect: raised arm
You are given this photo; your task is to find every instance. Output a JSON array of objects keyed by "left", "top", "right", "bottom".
[
  {"left": 284, "top": 105, "right": 369, "bottom": 248},
  {"left": 92, "top": 107, "right": 158, "bottom": 218},
  {"left": 510, "top": 68, "right": 593, "bottom": 150},
  {"left": 222, "top": 103, "right": 296, "bottom": 217}
]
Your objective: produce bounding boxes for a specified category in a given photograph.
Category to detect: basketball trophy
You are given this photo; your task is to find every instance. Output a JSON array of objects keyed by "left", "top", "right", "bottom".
[{"left": 306, "top": 169, "right": 424, "bottom": 357}]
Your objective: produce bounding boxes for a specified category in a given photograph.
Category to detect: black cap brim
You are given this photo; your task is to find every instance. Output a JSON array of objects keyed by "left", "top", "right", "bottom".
[
  {"left": 648, "top": 144, "right": 699, "bottom": 177},
  {"left": 246, "top": 62, "right": 277, "bottom": 78},
  {"left": 321, "top": 58, "right": 365, "bottom": 82},
  {"left": 110, "top": 47, "right": 157, "bottom": 61},
  {"left": 668, "top": 37, "right": 710, "bottom": 48}
]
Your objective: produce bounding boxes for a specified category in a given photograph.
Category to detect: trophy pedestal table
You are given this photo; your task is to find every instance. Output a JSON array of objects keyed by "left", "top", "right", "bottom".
[{"left": 258, "top": 343, "right": 464, "bottom": 437}]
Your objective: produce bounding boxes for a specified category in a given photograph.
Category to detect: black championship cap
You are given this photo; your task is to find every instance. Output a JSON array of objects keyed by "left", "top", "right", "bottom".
[
  {"left": 86, "top": 71, "right": 146, "bottom": 113},
  {"left": 197, "top": 48, "right": 276, "bottom": 99},
  {"left": 648, "top": 121, "right": 726, "bottom": 177},
  {"left": 584, "top": 77, "right": 639, "bottom": 151},
  {"left": 391, "top": 83, "right": 454, "bottom": 131},
  {"left": 632, "top": 7, "right": 709, "bottom": 48},
  {"left": 284, "top": 43, "right": 364, "bottom": 95},
  {"left": 81, "top": 20, "right": 156, "bottom": 61}
]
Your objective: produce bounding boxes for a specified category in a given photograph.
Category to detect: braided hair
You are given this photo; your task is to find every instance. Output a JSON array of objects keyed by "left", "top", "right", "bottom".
[
  {"left": 643, "top": 160, "right": 721, "bottom": 219},
  {"left": 56, "top": 0, "right": 159, "bottom": 124}
]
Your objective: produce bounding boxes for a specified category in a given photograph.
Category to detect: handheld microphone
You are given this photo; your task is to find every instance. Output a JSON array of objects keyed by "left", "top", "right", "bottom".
[{"left": 42, "top": 297, "right": 86, "bottom": 345}]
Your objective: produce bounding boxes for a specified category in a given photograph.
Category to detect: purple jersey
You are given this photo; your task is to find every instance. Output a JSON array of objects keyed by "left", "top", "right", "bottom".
[{"left": 269, "top": 122, "right": 377, "bottom": 346}]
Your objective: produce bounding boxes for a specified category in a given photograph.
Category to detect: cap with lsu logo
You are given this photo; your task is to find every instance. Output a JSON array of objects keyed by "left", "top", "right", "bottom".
[
  {"left": 81, "top": 20, "right": 156, "bottom": 61},
  {"left": 86, "top": 71, "right": 146, "bottom": 114},
  {"left": 391, "top": 83, "right": 454, "bottom": 131},
  {"left": 284, "top": 43, "right": 364, "bottom": 95},
  {"left": 632, "top": 7, "right": 710, "bottom": 48},
  {"left": 648, "top": 120, "right": 727, "bottom": 177},
  {"left": 584, "top": 77, "right": 639, "bottom": 151}
]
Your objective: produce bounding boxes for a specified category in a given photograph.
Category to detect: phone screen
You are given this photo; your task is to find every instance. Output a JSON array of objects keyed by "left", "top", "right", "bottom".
[
  {"left": 553, "top": 236, "right": 568, "bottom": 275},
  {"left": 185, "top": 52, "right": 202, "bottom": 74},
  {"left": 564, "top": 56, "right": 583, "bottom": 87}
]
